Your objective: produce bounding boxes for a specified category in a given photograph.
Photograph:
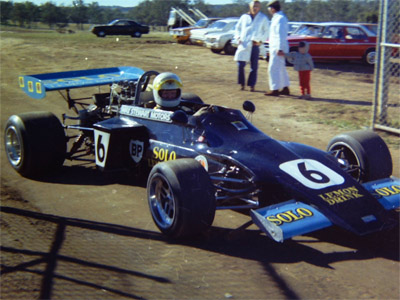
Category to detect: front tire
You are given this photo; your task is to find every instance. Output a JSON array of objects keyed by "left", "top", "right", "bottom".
[
  {"left": 147, "top": 159, "right": 215, "bottom": 238},
  {"left": 97, "top": 31, "right": 106, "bottom": 37},
  {"left": 327, "top": 130, "right": 392, "bottom": 182},
  {"left": 4, "top": 112, "right": 66, "bottom": 178}
]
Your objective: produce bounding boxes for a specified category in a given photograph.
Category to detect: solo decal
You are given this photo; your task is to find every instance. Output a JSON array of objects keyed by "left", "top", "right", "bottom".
[
  {"left": 318, "top": 185, "right": 363, "bottom": 205},
  {"left": 375, "top": 185, "right": 400, "bottom": 197},
  {"left": 266, "top": 208, "right": 314, "bottom": 226},
  {"left": 148, "top": 147, "right": 177, "bottom": 167},
  {"left": 94, "top": 130, "right": 110, "bottom": 168},
  {"left": 279, "top": 159, "right": 345, "bottom": 190}
]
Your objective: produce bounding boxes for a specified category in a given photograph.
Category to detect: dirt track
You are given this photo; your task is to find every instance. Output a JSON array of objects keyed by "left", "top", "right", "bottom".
[{"left": 1, "top": 31, "right": 399, "bottom": 300}]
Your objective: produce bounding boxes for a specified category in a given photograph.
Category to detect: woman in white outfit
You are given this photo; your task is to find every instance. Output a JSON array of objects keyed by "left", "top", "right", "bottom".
[
  {"left": 265, "top": 0, "right": 290, "bottom": 96},
  {"left": 234, "top": 0, "right": 269, "bottom": 92}
]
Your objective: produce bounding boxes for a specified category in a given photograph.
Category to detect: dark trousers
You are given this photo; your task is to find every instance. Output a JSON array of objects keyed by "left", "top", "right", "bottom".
[{"left": 237, "top": 45, "right": 260, "bottom": 87}]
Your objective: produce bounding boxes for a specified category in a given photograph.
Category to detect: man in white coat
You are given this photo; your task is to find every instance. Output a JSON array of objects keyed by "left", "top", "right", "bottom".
[
  {"left": 265, "top": 0, "right": 290, "bottom": 96},
  {"left": 234, "top": 0, "right": 269, "bottom": 92}
]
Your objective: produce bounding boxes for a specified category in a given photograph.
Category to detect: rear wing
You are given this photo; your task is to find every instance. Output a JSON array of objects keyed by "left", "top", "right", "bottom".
[{"left": 18, "top": 66, "right": 144, "bottom": 99}]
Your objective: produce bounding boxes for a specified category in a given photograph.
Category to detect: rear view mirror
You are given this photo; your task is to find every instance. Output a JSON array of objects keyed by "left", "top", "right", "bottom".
[{"left": 243, "top": 100, "right": 256, "bottom": 113}]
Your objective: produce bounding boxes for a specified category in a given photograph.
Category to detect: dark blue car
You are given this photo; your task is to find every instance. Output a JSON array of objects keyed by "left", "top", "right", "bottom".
[
  {"left": 91, "top": 19, "right": 150, "bottom": 38},
  {"left": 5, "top": 67, "right": 400, "bottom": 243}
]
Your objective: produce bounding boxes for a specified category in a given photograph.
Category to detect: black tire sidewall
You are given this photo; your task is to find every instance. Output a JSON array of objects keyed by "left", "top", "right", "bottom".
[
  {"left": 327, "top": 130, "right": 392, "bottom": 182},
  {"left": 5, "top": 112, "right": 66, "bottom": 178},
  {"left": 147, "top": 159, "right": 215, "bottom": 238}
]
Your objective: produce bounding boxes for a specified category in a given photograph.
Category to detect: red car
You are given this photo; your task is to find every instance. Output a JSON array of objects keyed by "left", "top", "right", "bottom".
[{"left": 265, "top": 22, "right": 377, "bottom": 65}]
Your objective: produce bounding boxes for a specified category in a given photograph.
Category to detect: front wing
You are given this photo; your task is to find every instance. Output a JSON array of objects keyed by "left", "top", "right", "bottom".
[{"left": 251, "top": 177, "right": 400, "bottom": 242}]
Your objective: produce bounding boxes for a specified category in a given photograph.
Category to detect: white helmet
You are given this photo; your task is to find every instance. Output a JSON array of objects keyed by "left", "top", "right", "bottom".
[{"left": 152, "top": 72, "right": 183, "bottom": 108}]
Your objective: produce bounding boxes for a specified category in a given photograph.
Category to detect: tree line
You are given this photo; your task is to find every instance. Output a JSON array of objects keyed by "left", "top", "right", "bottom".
[{"left": 1, "top": 0, "right": 380, "bottom": 30}]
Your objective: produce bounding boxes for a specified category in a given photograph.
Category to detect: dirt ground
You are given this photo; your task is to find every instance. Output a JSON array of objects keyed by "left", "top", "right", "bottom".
[{"left": 1, "top": 30, "right": 399, "bottom": 300}]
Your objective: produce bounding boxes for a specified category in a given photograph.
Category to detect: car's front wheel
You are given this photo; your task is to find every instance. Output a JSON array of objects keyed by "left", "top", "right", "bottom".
[
  {"left": 4, "top": 112, "right": 66, "bottom": 178},
  {"left": 147, "top": 159, "right": 215, "bottom": 238},
  {"left": 97, "top": 31, "right": 106, "bottom": 37},
  {"left": 327, "top": 130, "right": 392, "bottom": 182},
  {"left": 132, "top": 32, "right": 142, "bottom": 38}
]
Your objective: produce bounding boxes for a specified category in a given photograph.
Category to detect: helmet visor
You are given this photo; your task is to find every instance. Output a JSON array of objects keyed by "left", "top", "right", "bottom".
[{"left": 158, "top": 89, "right": 181, "bottom": 100}]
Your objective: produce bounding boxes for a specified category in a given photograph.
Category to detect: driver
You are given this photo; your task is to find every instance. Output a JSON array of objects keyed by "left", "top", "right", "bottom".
[{"left": 153, "top": 72, "right": 183, "bottom": 110}]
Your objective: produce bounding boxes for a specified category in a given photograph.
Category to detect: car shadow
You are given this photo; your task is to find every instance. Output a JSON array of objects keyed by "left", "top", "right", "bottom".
[
  {"left": 313, "top": 61, "right": 374, "bottom": 74},
  {"left": 1, "top": 205, "right": 398, "bottom": 299},
  {"left": 29, "top": 164, "right": 149, "bottom": 188}
]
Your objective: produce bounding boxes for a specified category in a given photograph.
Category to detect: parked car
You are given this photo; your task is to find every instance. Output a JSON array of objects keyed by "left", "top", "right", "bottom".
[
  {"left": 170, "top": 18, "right": 221, "bottom": 44},
  {"left": 204, "top": 29, "right": 236, "bottom": 55},
  {"left": 190, "top": 18, "right": 238, "bottom": 46},
  {"left": 264, "top": 22, "right": 377, "bottom": 65},
  {"left": 287, "top": 21, "right": 308, "bottom": 35},
  {"left": 91, "top": 19, "right": 150, "bottom": 38},
  {"left": 359, "top": 23, "right": 378, "bottom": 35}
]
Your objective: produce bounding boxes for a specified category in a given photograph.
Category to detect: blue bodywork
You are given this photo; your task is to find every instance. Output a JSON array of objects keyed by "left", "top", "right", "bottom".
[{"left": 18, "top": 66, "right": 400, "bottom": 242}]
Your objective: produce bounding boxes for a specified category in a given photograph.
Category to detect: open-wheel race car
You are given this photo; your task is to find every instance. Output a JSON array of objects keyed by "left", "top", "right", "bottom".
[{"left": 5, "top": 66, "right": 400, "bottom": 242}]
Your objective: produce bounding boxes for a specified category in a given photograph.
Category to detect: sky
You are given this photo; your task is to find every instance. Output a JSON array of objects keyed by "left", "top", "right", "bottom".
[{"left": 7, "top": 0, "right": 237, "bottom": 7}]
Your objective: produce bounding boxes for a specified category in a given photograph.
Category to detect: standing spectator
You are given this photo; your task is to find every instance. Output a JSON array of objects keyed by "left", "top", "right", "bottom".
[
  {"left": 279, "top": 41, "right": 314, "bottom": 99},
  {"left": 264, "top": 0, "right": 290, "bottom": 97},
  {"left": 234, "top": 0, "right": 270, "bottom": 92}
]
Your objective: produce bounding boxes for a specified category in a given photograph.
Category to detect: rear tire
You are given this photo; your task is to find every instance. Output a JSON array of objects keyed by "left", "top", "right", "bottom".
[
  {"left": 147, "top": 159, "right": 215, "bottom": 238},
  {"left": 211, "top": 48, "right": 223, "bottom": 54},
  {"left": 224, "top": 40, "right": 236, "bottom": 55},
  {"left": 327, "top": 130, "right": 392, "bottom": 182},
  {"left": 286, "top": 47, "right": 298, "bottom": 66},
  {"left": 363, "top": 48, "right": 376, "bottom": 65},
  {"left": 4, "top": 112, "right": 66, "bottom": 178}
]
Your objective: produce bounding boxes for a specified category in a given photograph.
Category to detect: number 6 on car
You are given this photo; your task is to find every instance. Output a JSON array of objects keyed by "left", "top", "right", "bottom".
[
  {"left": 94, "top": 130, "right": 110, "bottom": 168},
  {"left": 279, "top": 159, "right": 345, "bottom": 190}
]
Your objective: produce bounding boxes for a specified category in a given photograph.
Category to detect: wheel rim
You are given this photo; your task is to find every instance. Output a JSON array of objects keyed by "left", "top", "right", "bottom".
[
  {"left": 5, "top": 126, "right": 22, "bottom": 167},
  {"left": 329, "top": 142, "right": 362, "bottom": 181},
  {"left": 148, "top": 174, "right": 176, "bottom": 229},
  {"left": 366, "top": 51, "right": 375, "bottom": 65}
]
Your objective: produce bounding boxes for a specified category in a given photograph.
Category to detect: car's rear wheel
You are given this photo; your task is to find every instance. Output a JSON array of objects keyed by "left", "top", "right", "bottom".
[
  {"left": 286, "top": 47, "right": 298, "bottom": 66},
  {"left": 4, "top": 112, "right": 66, "bottom": 178},
  {"left": 363, "top": 48, "right": 376, "bottom": 65},
  {"left": 327, "top": 130, "right": 392, "bottom": 182},
  {"left": 211, "top": 48, "right": 223, "bottom": 54},
  {"left": 147, "top": 159, "right": 215, "bottom": 238},
  {"left": 97, "top": 31, "right": 106, "bottom": 37},
  {"left": 224, "top": 40, "right": 236, "bottom": 55}
]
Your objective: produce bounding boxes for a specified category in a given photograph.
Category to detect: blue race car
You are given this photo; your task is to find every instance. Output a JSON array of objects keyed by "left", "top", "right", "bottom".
[{"left": 5, "top": 66, "right": 399, "bottom": 242}]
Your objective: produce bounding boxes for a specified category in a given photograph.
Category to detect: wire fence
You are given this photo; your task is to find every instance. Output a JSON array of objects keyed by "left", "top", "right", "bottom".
[{"left": 372, "top": 0, "right": 400, "bottom": 135}]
